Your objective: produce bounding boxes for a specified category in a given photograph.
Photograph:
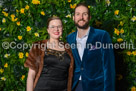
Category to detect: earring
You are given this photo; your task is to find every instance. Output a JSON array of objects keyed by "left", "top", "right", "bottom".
[{"left": 59, "top": 36, "right": 62, "bottom": 41}]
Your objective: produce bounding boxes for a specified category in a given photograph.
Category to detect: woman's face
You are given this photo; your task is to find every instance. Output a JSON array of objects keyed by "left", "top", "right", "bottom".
[{"left": 47, "top": 19, "right": 63, "bottom": 40}]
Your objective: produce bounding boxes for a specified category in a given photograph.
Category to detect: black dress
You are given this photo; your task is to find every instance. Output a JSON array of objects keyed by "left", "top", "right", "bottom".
[{"left": 34, "top": 48, "right": 71, "bottom": 91}]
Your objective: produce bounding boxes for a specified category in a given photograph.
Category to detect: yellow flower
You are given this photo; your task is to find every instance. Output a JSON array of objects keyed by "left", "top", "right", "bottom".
[
  {"left": 25, "top": 5, "right": 29, "bottom": 10},
  {"left": 69, "top": 30, "right": 75, "bottom": 34},
  {"left": 11, "top": 18, "right": 15, "bottom": 22},
  {"left": 26, "top": 52, "right": 29, "bottom": 57},
  {"left": 88, "top": 6, "right": 91, "bottom": 8},
  {"left": 118, "top": 74, "right": 123, "bottom": 80},
  {"left": 4, "top": 54, "right": 10, "bottom": 58},
  {"left": 72, "top": 30, "right": 75, "bottom": 32},
  {"left": 11, "top": 18, "right": 17, "bottom": 22},
  {"left": 2, "top": 11, "right": 8, "bottom": 17},
  {"left": 26, "top": 26, "right": 32, "bottom": 32},
  {"left": 4, "top": 63, "right": 8, "bottom": 68},
  {"left": 3, "top": 8, "right": 6, "bottom": 11},
  {"left": 5, "top": 13, "right": 8, "bottom": 17},
  {"left": 17, "top": 21, "right": 20, "bottom": 26},
  {"left": 2, "top": 18, "right": 6, "bottom": 23},
  {"left": 14, "top": 18, "right": 18, "bottom": 21},
  {"left": 10, "top": 14, "right": 17, "bottom": 22},
  {"left": 18, "top": 36, "right": 22, "bottom": 40},
  {"left": 95, "top": 20, "right": 102, "bottom": 27},
  {"left": 2, "top": 11, "right": 7, "bottom": 16},
  {"left": 68, "top": 0, "right": 71, "bottom": 2},
  {"left": 66, "top": 14, "right": 71, "bottom": 18},
  {"left": 0, "top": 28, "right": 1, "bottom": 31},
  {"left": 41, "top": 11, "right": 45, "bottom": 16},
  {"left": 126, "top": 51, "right": 131, "bottom": 56},
  {"left": 18, "top": 52, "right": 24, "bottom": 59},
  {"left": 131, "top": 86, "right": 136, "bottom": 91},
  {"left": 2, "top": 11, "right": 5, "bottom": 13},
  {"left": 132, "top": 51, "right": 136, "bottom": 56},
  {"left": 131, "top": 16, "right": 136, "bottom": 22},
  {"left": 16, "top": 9, "right": 19, "bottom": 12},
  {"left": 1, "top": 77, "right": 6, "bottom": 81},
  {"left": 2, "top": 11, "right": 5, "bottom": 14},
  {"left": 114, "top": 28, "right": 120, "bottom": 35},
  {"left": 37, "top": 0, "right": 40, "bottom": 4},
  {"left": 34, "top": 32, "right": 39, "bottom": 37},
  {"left": 117, "top": 38, "right": 123, "bottom": 42},
  {"left": 20, "top": 8, "right": 25, "bottom": 14},
  {"left": 21, "top": 75, "right": 25, "bottom": 80},
  {"left": 114, "top": 10, "right": 119, "bottom": 15},
  {"left": 120, "top": 28, "right": 124, "bottom": 34},
  {"left": 70, "top": 4, "right": 77, "bottom": 9},
  {"left": 120, "top": 21, "right": 124, "bottom": 26},
  {"left": 0, "top": 68, "right": 4, "bottom": 74},
  {"left": 106, "top": 0, "right": 111, "bottom": 6},
  {"left": 32, "top": 0, "right": 40, "bottom": 4},
  {"left": 11, "top": 18, "right": 18, "bottom": 22},
  {"left": 10, "top": 14, "right": 15, "bottom": 18}
]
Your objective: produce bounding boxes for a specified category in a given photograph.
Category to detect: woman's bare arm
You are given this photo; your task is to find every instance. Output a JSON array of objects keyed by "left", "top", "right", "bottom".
[{"left": 26, "top": 68, "right": 36, "bottom": 91}]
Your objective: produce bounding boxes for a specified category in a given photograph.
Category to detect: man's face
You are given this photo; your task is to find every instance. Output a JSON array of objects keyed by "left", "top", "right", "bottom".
[{"left": 73, "top": 5, "right": 91, "bottom": 29}]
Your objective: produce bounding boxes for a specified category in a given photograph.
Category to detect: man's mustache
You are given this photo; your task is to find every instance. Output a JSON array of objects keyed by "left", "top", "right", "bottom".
[{"left": 78, "top": 19, "right": 85, "bottom": 22}]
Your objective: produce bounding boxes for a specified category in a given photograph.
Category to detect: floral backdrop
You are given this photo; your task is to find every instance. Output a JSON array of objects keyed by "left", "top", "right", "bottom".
[{"left": 0, "top": 0, "right": 136, "bottom": 91}]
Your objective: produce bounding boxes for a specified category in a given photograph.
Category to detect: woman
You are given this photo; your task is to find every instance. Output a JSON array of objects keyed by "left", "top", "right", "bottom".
[{"left": 24, "top": 16, "right": 74, "bottom": 91}]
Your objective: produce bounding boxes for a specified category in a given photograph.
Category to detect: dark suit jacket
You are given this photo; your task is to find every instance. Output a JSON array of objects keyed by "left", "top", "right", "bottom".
[{"left": 67, "top": 27, "right": 115, "bottom": 91}]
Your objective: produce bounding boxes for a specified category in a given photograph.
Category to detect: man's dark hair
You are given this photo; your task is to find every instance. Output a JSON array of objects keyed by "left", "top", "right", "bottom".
[{"left": 74, "top": 3, "right": 91, "bottom": 17}]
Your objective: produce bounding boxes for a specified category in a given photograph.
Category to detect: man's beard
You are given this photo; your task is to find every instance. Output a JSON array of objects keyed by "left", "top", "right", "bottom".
[{"left": 74, "top": 19, "right": 89, "bottom": 29}]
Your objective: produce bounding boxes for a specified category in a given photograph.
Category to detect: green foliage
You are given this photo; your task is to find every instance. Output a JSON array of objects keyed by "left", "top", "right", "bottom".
[{"left": 0, "top": 0, "right": 136, "bottom": 90}]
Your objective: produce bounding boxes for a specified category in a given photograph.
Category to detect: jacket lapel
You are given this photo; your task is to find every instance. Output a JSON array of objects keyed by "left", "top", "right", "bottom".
[
  {"left": 82, "top": 27, "right": 95, "bottom": 62},
  {"left": 71, "top": 31, "right": 82, "bottom": 63}
]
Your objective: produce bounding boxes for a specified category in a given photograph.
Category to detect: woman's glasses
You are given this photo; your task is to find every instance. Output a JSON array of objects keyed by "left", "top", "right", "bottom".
[{"left": 48, "top": 25, "right": 62, "bottom": 29}]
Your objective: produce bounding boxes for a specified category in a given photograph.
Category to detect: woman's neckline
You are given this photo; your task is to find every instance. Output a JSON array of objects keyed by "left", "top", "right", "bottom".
[
  {"left": 46, "top": 40, "right": 65, "bottom": 52},
  {"left": 47, "top": 47, "right": 65, "bottom": 52}
]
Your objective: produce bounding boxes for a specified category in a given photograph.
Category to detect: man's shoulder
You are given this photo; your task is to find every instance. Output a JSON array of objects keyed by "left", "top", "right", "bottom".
[
  {"left": 92, "top": 27, "right": 110, "bottom": 37},
  {"left": 67, "top": 31, "right": 76, "bottom": 39},
  {"left": 93, "top": 28, "right": 107, "bottom": 34}
]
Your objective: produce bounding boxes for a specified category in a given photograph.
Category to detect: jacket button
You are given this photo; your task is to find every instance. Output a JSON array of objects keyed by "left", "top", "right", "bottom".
[{"left": 81, "top": 67, "right": 84, "bottom": 70}]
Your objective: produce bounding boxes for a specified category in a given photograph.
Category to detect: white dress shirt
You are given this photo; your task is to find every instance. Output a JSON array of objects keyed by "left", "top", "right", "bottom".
[{"left": 76, "top": 27, "right": 90, "bottom": 80}]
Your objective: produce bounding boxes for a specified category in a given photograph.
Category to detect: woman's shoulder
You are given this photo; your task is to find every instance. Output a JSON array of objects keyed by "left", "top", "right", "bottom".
[
  {"left": 30, "top": 39, "right": 48, "bottom": 52},
  {"left": 33, "top": 39, "right": 48, "bottom": 44},
  {"left": 62, "top": 42, "right": 72, "bottom": 54}
]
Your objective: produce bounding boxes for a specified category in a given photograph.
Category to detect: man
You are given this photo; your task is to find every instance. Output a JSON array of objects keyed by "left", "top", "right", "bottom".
[{"left": 67, "top": 3, "right": 115, "bottom": 91}]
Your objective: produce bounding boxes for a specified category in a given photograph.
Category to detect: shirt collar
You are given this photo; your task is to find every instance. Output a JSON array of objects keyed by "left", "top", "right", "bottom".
[{"left": 76, "top": 27, "right": 90, "bottom": 40}]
